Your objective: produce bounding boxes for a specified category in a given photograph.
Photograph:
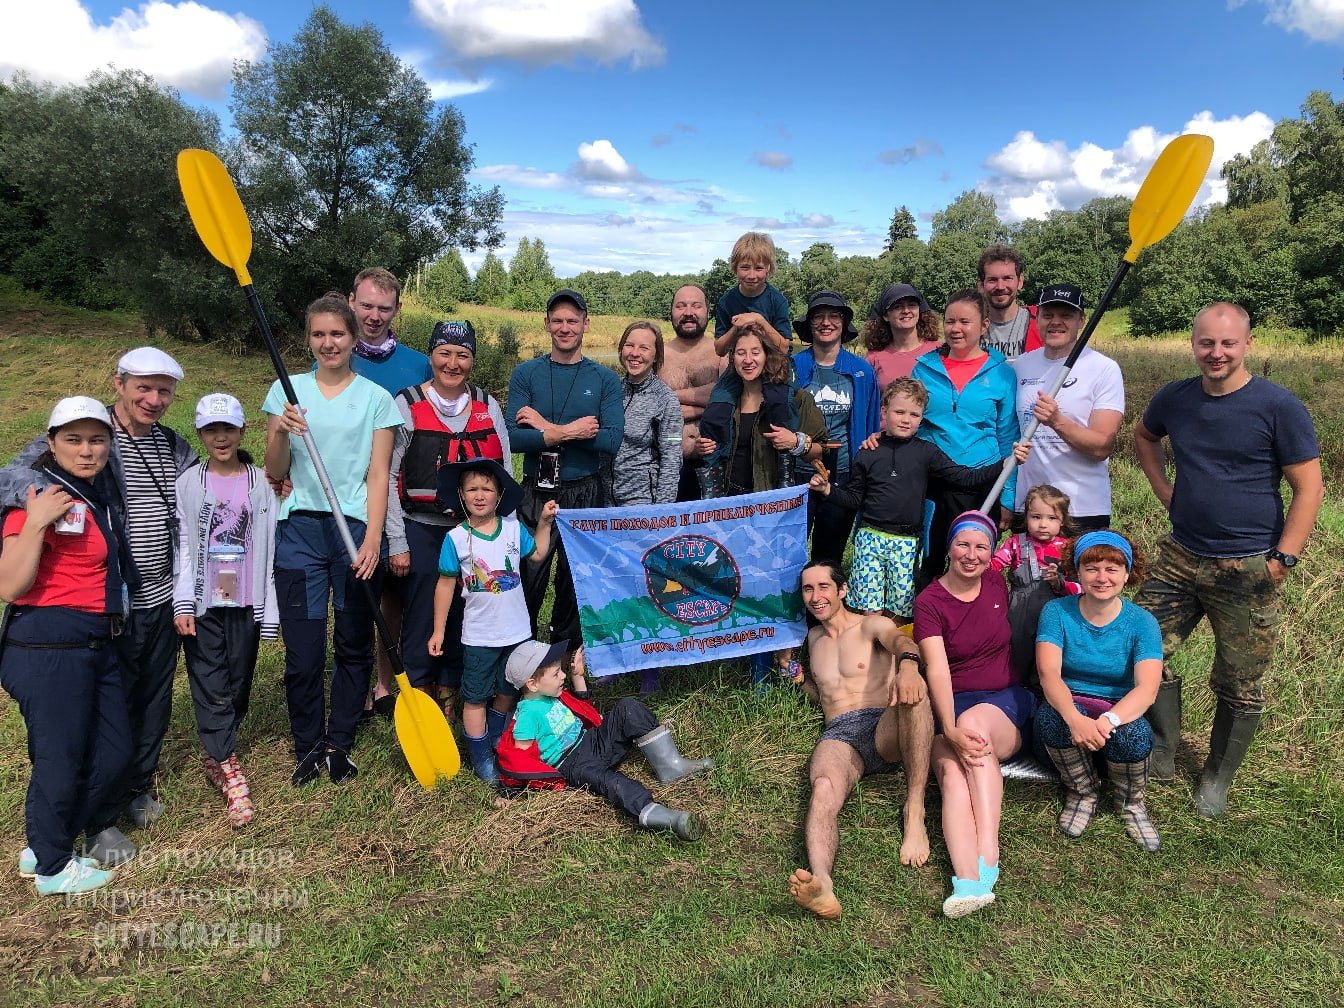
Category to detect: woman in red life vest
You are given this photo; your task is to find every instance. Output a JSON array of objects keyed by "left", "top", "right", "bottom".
[
  {"left": 0, "top": 397, "right": 135, "bottom": 895},
  {"left": 385, "top": 320, "right": 511, "bottom": 724}
]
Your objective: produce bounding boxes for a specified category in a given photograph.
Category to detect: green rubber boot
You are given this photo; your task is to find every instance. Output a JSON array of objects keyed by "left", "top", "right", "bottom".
[
  {"left": 1146, "top": 676, "right": 1182, "bottom": 783},
  {"left": 1193, "top": 702, "right": 1261, "bottom": 818}
]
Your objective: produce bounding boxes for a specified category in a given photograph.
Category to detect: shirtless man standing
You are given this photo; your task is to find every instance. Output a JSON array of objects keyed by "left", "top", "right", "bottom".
[
  {"left": 788, "top": 560, "right": 934, "bottom": 920},
  {"left": 660, "top": 283, "right": 725, "bottom": 501}
]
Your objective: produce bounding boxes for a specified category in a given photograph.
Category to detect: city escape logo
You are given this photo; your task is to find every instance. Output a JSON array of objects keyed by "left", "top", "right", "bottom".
[{"left": 642, "top": 534, "right": 741, "bottom": 626}]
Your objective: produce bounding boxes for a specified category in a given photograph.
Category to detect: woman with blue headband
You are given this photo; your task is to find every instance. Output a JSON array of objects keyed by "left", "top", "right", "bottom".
[
  {"left": 915, "top": 509, "right": 1036, "bottom": 918},
  {"left": 1034, "top": 530, "right": 1164, "bottom": 851}
]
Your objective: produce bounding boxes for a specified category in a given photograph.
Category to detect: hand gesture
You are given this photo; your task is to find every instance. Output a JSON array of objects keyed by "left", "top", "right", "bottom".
[
  {"left": 540, "top": 500, "right": 560, "bottom": 523},
  {"left": 695, "top": 437, "right": 717, "bottom": 457},
  {"left": 762, "top": 424, "right": 798, "bottom": 451},
  {"left": 427, "top": 631, "right": 443, "bottom": 657},
  {"left": 890, "top": 667, "right": 926, "bottom": 706},
  {"left": 174, "top": 614, "right": 196, "bottom": 637},
  {"left": 1012, "top": 441, "right": 1032, "bottom": 464},
  {"left": 566, "top": 415, "right": 599, "bottom": 440},
  {"left": 25, "top": 484, "right": 74, "bottom": 530},
  {"left": 946, "top": 724, "right": 991, "bottom": 768},
  {"left": 389, "top": 551, "right": 410, "bottom": 577},
  {"left": 859, "top": 431, "right": 881, "bottom": 452},
  {"left": 1069, "top": 712, "right": 1110, "bottom": 751},
  {"left": 280, "top": 402, "right": 308, "bottom": 437},
  {"left": 1032, "top": 391, "right": 1061, "bottom": 428},
  {"left": 808, "top": 472, "right": 830, "bottom": 495}
]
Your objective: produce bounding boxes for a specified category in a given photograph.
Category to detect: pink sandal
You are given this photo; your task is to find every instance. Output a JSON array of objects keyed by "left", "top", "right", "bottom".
[{"left": 220, "top": 754, "right": 254, "bottom": 827}]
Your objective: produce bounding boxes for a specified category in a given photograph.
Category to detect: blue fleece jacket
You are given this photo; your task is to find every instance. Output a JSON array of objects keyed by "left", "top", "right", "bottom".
[
  {"left": 792, "top": 346, "right": 881, "bottom": 469},
  {"left": 911, "top": 347, "right": 1020, "bottom": 509}
]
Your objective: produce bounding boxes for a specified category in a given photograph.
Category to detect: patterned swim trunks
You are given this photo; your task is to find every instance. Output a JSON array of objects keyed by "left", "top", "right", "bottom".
[
  {"left": 848, "top": 527, "right": 919, "bottom": 617},
  {"left": 819, "top": 707, "right": 899, "bottom": 777}
]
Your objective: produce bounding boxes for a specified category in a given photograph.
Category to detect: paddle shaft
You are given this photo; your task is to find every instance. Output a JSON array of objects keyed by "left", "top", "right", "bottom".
[
  {"left": 241, "top": 283, "right": 406, "bottom": 677},
  {"left": 979, "top": 260, "right": 1132, "bottom": 513}
]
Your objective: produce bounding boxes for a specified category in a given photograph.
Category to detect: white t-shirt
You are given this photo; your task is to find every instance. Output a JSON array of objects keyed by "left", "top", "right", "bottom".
[
  {"left": 1013, "top": 346, "right": 1124, "bottom": 517},
  {"left": 439, "top": 516, "right": 536, "bottom": 647}
]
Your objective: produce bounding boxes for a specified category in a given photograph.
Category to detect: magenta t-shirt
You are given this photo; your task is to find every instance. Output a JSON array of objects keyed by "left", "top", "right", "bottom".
[{"left": 914, "top": 570, "right": 1017, "bottom": 693}]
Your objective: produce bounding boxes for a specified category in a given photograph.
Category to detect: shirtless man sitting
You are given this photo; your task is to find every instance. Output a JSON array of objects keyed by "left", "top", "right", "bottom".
[{"left": 788, "top": 560, "right": 934, "bottom": 920}]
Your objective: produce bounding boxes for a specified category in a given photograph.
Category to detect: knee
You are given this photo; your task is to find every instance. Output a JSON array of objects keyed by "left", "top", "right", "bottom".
[{"left": 809, "top": 774, "right": 847, "bottom": 810}]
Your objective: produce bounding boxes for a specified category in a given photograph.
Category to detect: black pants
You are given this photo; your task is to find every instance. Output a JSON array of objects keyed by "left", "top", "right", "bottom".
[
  {"left": 558, "top": 698, "right": 659, "bottom": 818},
  {"left": 676, "top": 459, "right": 702, "bottom": 504},
  {"left": 275, "top": 514, "right": 382, "bottom": 760},
  {"left": 519, "top": 474, "right": 604, "bottom": 652},
  {"left": 807, "top": 470, "right": 857, "bottom": 564},
  {"left": 87, "top": 599, "right": 178, "bottom": 830},
  {"left": 401, "top": 519, "right": 464, "bottom": 690},
  {"left": 182, "top": 606, "right": 259, "bottom": 762},
  {"left": 0, "top": 607, "right": 130, "bottom": 875}
]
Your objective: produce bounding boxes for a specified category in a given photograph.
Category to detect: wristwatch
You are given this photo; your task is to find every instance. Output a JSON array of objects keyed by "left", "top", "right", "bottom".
[
  {"left": 1101, "top": 711, "right": 1122, "bottom": 728},
  {"left": 1267, "top": 548, "right": 1299, "bottom": 568}
]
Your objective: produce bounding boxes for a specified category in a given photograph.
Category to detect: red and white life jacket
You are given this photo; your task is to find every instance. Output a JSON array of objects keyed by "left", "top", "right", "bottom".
[{"left": 395, "top": 384, "right": 504, "bottom": 515}]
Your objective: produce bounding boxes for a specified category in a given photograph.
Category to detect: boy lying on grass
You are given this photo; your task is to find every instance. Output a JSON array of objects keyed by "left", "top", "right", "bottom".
[{"left": 502, "top": 639, "right": 713, "bottom": 839}]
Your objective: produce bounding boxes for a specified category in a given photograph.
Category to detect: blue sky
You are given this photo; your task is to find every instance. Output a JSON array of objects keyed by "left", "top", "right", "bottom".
[{"left": 6, "top": 1, "right": 1344, "bottom": 276}]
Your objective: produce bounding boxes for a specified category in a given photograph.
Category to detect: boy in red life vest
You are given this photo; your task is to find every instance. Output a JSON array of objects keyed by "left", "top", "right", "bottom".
[{"left": 502, "top": 639, "right": 712, "bottom": 839}]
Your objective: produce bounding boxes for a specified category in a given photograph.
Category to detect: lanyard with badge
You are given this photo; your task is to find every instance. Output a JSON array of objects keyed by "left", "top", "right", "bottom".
[
  {"left": 111, "top": 410, "right": 179, "bottom": 552},
  {"left": 538, "top": 359, "right": 580, "bottom": 492}
]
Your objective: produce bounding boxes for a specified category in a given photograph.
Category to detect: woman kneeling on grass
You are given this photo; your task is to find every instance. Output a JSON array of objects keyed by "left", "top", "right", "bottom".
[
  {"left": 0, "top": 398, "right": 133, "bottom": 895},
  {"left": 915, "top": 510, "right": 1036, "bottom": 918},
  {"left": 1035, "top": 530, "right": 1163, "bottom": 851}
]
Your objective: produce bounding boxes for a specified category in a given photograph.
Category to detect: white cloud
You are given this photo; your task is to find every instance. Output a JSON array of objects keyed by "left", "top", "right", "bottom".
[
  {"left": 476, "top": 139, "right": 734, "bottom": 208},
  {"left": 1232, "top": 0, "right": 1344, "bottom": 41},
  {"left": 426, "top": 76, "right": 492, "bottom": 100},
  {"left": 411, "top": 0, "right": 664, "bottom": 68},
  {"left": 0, "top": 0, "right": 265, "bottom": 99},
  {"left": 575, "top": 139, "right": 640, "bottom": 181},
  {"left": 751, "top": 150, "right": 792, "bottom": 170},
  {"left": 980, "top": 111, "right": 1276, "bottom": 222}
]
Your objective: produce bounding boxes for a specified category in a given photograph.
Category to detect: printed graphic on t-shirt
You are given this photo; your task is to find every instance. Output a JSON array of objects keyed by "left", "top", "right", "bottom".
[{"left": 463, "top": 540, "right": 522, "bottom": 593}]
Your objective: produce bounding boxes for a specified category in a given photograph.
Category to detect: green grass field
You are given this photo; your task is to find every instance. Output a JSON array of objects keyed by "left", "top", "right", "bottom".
[{"left": 0, "top": 279, "right": 1341, "bottom": 1008}]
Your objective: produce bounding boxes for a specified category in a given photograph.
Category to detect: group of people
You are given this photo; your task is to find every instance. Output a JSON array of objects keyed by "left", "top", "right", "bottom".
[{"left": 0, "top": 238, "right": 1323, "bottom": 916}]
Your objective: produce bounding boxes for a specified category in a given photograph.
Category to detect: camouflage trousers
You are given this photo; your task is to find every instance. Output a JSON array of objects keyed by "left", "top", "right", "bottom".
[{"left": 1133, "top": 536, "right": 1281, "bottom": 716}]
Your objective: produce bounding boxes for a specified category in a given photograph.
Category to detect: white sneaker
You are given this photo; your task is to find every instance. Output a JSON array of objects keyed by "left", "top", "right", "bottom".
[{"left": 34, "top": 858, "right": 116, "bottom": 895}]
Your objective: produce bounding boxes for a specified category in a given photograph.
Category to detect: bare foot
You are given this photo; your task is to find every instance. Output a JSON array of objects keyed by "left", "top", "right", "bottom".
[
  {"left": 899, "top": 803, "right": 930, "bottom": 867},
  {"left": 789, "top": 868, "right": 842, "bottom": 920}
]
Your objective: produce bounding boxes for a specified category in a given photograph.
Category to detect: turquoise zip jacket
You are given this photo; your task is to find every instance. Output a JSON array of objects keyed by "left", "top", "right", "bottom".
[{"left": 911, "top": 347, "right": 1020, "bottom": 509}]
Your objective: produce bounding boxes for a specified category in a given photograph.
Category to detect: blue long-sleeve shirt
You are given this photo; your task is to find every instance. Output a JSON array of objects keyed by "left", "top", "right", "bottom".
[
  {"left": 911, "top": 348, "right": 1020, "bottom": 509},
  {"left": 506, "top": 355, "right": 623, "bottom": 482}
]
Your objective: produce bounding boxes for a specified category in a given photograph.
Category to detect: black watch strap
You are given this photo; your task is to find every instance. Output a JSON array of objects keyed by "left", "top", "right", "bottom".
[{"left": 1268, "top": 548, "right": 1299, "bottom": 568}]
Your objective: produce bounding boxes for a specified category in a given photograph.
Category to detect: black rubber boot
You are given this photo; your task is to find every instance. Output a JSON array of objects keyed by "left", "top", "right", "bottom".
[
  {"left": 1146, "top": 676, "right": 1182, "bottom": 782},
  {"left": 637, "top": 802, "right": 704, "bottom": 840},
  {"left": 635, "top": 725, "right": 714, "bottom": 784},
  {"left": 1194, "top": 702, "right": 1261, "bottom": 818}
]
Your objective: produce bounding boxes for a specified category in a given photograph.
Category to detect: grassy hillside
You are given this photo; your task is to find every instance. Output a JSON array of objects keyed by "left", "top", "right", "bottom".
[{"left": 0, "top": 279, "right": 1341, "bottom": 1008}]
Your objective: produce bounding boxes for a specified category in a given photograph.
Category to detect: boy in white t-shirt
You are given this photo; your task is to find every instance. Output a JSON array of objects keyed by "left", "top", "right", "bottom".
[
  {"left": 1012, "top": 283, "right": 1125, "bottom": 530},
  {"left": 428, "top": 458, "right": 556, "bottom": 784}
]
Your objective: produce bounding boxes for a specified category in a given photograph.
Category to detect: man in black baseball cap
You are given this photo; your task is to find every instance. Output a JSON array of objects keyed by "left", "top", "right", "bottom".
[{"left": 1011, "top": 282, "right": 1125, "bottom": 533}]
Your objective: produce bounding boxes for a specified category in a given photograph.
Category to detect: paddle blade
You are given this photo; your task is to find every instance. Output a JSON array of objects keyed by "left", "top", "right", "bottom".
[
  {"left": 1124, "top": 134, "right": 1214, "bottom": 263},
  {"left": 393, "top": 673, "right": 461, "bottom": 788},
  {"left": 176, "top": 148, "right": 254, "bottom": 287}
]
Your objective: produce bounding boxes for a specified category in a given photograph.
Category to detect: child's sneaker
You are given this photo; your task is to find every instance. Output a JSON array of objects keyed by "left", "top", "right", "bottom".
[{"left": 34, "top": 857, "right": 116, "bottom": 895}]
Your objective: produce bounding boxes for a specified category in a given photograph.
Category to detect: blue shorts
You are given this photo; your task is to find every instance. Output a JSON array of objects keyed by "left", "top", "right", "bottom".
[
  {"left": 936, "top": 684, "right": 1038, "bottom": 737},
  {"left": 461, "top": 642, "right": 523, "bottom": 704}
]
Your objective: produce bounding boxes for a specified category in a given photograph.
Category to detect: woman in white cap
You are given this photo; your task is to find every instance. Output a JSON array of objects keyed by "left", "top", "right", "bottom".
[
  {"left": 264, "top": 294, "right": 401, "bottom": 787},
  {"left": 0, "top": 397, "right": 134, "bottom": 894},
  {"left": 172, "top": 394, "right": 279, "bottom": 827}
]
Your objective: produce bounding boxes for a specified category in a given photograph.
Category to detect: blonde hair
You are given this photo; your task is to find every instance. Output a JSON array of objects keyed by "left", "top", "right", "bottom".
[
  {"left": 729, "top": 232, "right": 777, "bottom": 272},
  {"left": 881, "top": 376, "right": 928, "bottom": 410},
  {"left": 350, "top": 266, "right": 401, "bottom": 302}
]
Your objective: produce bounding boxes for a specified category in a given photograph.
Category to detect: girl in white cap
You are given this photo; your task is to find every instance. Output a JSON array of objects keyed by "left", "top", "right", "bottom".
[
  {"left": 172, "top": 394, "right": 279, "bottom": 826},
  {"left": 0, "top": 397, "right": 134, "bottom": 894}
]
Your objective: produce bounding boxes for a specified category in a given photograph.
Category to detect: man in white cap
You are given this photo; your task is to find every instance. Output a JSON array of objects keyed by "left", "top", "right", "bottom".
[{"left": 0, "top": 347, "right": 196, "bottom": 865}]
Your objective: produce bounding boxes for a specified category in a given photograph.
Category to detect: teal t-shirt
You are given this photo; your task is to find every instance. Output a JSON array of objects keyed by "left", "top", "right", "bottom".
[
  {"left": 1036, "top": 597, "right": 1163, "bottom": 700},
  {"left": 799, "top": 363, "right": 852, "bottom": 476},
  {"left": 262, "top": 372, "right": 402, "bottom": 522},
  {"left": 512, "top": 695, "right": 584, "bottom": 766}
]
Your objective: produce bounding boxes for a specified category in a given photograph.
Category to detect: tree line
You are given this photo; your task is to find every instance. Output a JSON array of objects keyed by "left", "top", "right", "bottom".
[{"left": 2, "top": 6, "right": 1341, "bottom": 343}]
